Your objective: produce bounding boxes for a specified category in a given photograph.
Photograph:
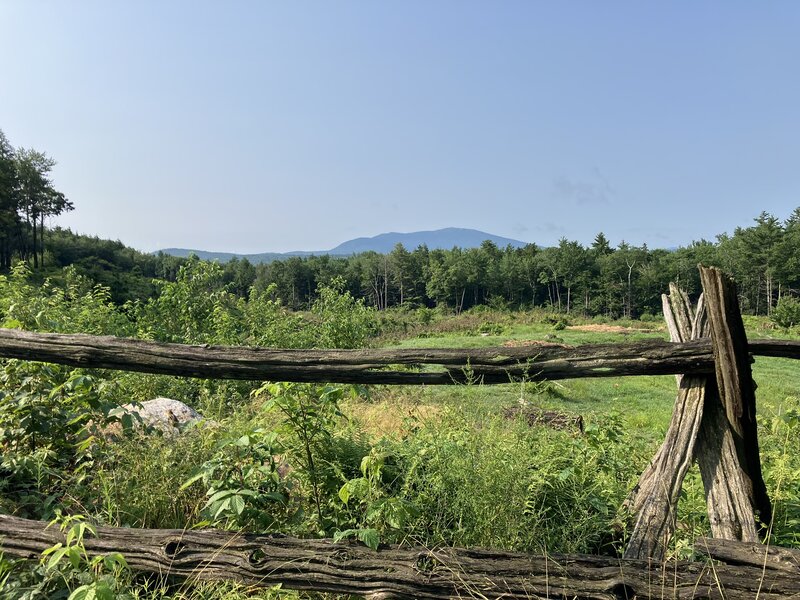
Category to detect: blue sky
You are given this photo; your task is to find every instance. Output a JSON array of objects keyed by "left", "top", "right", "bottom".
[{"left": 1, "top": 2, "right": 799, "bottom": 253}]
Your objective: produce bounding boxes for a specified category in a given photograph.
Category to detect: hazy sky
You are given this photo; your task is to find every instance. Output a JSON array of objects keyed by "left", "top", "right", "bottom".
[{"left": 1, "top": 2, "right": 799, "bottom": 253}]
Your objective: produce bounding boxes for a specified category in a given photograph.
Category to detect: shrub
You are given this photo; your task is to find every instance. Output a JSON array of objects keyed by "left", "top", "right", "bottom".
[
  {"left": 0, "top": 362, "right": 121, "bottom": 519},
  {"left": 312, "top": 277, "right": 377, "bottom": 348},
  {"left": 772, "top": 296, "right": 800, "bottom": 329}
]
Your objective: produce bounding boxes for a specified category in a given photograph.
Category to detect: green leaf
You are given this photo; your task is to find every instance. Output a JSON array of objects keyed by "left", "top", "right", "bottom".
[
  {"left": 44, "top": 546, "right": 68, "bottom": 570},
  {"left": 103, "top": 552, "right": 128, "bottom": 571},
  {"left": 262, "top": 491, "right": 286, "bottom": 503},
  {"left": 230, "top": 494, "right": 245, "bottom": 515},
  {"left": 332, "top": 529, "right": 356, "bottom": 543},
  {"left": 357, "top": 528, "right": 380, "bottom": 550},
  {"left": 68, "top": 545, "right": 82, "bottom": 569},
  {"left": 339, "top": 477, "right": 369, "bottom": 504},
  {"left": 67, "top": 585, "right": 91, "bottom": 600},
  {"left": 205, "top": 489, "right": 235, "bottom": 505},
  {"left": 179, "top": 471, "right": 205, "bottom": 491},
  {"left": 338, "top": 483, "right": 351, "bottom": 504},
  {"left": 94, "top": 582, "right": 116, "bottom": 600},
  {"left": 213, "top": 497, "right": 232, "bottom": 519}
]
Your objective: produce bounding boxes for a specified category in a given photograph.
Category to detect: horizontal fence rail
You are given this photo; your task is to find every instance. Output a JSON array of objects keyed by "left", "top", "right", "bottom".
[
  {"left": 0, "top": 328, "right": 797, "bottom": 385},
  {"left": 1, "top": 514, "right": 799, "bottom": 599}
]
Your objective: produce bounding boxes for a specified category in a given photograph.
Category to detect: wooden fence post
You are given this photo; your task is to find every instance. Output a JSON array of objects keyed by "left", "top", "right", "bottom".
[
  {"left": 625, "top": 267, "right": 768, "bottom": 560},
  {"left": 624, "top": 286, "right": 708, "bottom": 559},
  {"left": 698, "top": 265, "right": 772, "bottom": 527}
]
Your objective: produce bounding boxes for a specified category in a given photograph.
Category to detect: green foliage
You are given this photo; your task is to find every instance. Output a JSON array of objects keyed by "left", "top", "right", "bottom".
[
  {"left": 772, "top": 296, "right": 800, "bottom": 329},
  {"left": 311, "top": 276, "right": 376, "bottom": 348},
  {"left": 2, "top": 221, "right": 800, "bottom": 598},
  {"left": 0, "top": 263, "right": 132, "bottom": 336},
  {"left": 7, "top": 204, "right": 800, "bottom": 321},
  {"left": 335, "top": 446, "right": 419, "bottom": 549},
  {"left": 134, "top": 258, "right": 228, "bottom": 343},
  {"left": 256, "top": 382, "right": 363, "bottom": 533},
  {"left": 760, "top": 396, "right": 800, "bottom": 547},
  {"left": 394, "top": 407, "right": 637, "bottom": 553},
  {"left": 0, "top": 130, "right": 73, "bottom": 272},
  {"left": 132, "top": 262, "right": 373, "bottom": 350},
  {"left": 0, "top": 362, "right": 122, "bottom": 518},
  {"left": 42, "top": 227, "right": 160, "bottom": 304},
  {"left": 181, "top": 428, "right": 288, "bottom": 530},
  {"left": 0, "top": 512, "right": 131, "bottom": 600},
  {"left": 84, "top": 428, "right": 214, "bottom": 530}
]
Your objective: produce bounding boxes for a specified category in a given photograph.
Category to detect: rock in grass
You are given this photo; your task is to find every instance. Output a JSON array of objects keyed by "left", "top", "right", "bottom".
[{"left": 107, "top": 398, "right": 207, "bottom": 437}]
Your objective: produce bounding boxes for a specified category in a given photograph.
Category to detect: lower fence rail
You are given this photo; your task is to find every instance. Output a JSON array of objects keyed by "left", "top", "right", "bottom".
[{"left": 1, "top": 514, "right": 799, "bottom": 599}]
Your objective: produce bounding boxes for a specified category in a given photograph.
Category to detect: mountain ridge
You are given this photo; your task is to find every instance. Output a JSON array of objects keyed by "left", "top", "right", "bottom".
[{"left": 157, "top": 228, "right": 529, "bottom": 264}]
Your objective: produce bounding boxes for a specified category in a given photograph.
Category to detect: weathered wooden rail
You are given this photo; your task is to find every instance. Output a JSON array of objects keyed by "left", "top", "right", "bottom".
[
  {"left": 1, "top": 265, "right": 800, "bottom": 598},
  {"left": 2, "top": 514, "right": 800, "bottom": 599},
  {"left": 0, "top": 327, "right": 796, "bottom": 385}
]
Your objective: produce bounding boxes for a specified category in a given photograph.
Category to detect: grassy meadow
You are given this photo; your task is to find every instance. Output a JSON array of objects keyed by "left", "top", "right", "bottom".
[{"left": 0, "top": 263, "right": 799, "bottom": 599}]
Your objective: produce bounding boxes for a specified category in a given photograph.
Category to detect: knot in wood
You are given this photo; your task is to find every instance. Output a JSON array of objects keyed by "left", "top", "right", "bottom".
[
  {"left": 610, "top": 581, "right": 636, "bottom": 599},
  {"left": 248, "top": 547, "right": 267, "bottom": 565},
  {"left": 414, "top": 552, "right": 441, "bottom": 575},
  {"left": 163, "top": 539, "right": 187, "bottom": 559}
]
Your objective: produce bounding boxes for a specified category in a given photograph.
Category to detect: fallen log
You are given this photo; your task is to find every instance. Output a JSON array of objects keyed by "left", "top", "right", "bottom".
[{"left": 2, "top": 514, "right": 800, "bottom": 599}]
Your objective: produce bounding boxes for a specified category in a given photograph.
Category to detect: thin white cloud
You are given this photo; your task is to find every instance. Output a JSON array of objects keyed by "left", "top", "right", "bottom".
[{"left": 553, "top": 170, "right": 614, "bottom": 206}]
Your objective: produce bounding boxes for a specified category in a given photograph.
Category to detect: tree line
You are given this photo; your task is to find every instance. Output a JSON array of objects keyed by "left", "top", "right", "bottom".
[
  {"left": 15, "top": 210, "right": 800, "bottom": 319},
  {"left": 223, "top": 208, "right": 799, "bottom": 318},
  {"left": 44, "top": 207, "right": 792, "bottom": 319},
  {"left": 0, "top": 130, "right": 73, "bottom": 269}
]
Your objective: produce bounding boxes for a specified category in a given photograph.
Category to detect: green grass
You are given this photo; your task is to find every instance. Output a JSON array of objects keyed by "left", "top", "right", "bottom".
[{"left": 382, "top": 313, "right": 799, "bottom": 428}]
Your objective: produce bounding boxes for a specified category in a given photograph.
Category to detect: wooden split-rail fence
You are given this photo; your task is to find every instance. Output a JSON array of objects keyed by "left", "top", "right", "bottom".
[{"left": 1, "top": 265, "right": 800, "bottom": 598}]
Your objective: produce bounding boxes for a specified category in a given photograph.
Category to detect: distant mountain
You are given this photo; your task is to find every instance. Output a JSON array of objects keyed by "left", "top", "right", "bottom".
[
  {"left": 329, "top": 228, "right": 527, "bottom": 254},
  {"left": 157, "top": 228, "right": 529, "bottom": 264}
]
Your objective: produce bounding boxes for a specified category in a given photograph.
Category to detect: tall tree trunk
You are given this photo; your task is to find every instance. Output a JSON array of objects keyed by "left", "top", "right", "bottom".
[
  {"left": 31, "top": 215, "right": 38, "bottom": 268},
  {"left": 755, "top": 275, "right": 761, "bottom": 315},
  {"left": 566, "top": 284, "right": 571, "bottom": 313},
  {"left": 39, "top": 214, "right": 45, "bottom": 267},
  {"left": 626, "top": 261, "right": 635, "bottom": 319},
  {"left": 383, "top": 257, "right": 389, "bottom": 310},
  {"left": 554, "top": 278, "right": 562, "bottom": 311},
  {"left": 766, "top": 272, "right": 773, "bottom": 315}
]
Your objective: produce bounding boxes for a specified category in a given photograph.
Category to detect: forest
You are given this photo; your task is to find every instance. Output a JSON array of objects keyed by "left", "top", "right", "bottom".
[
  {"left": 34, "top": 208, "right": 800, "bottom": 328},
  {"left": 243, "top": 209, "right": 800, "bottom": 319}
]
